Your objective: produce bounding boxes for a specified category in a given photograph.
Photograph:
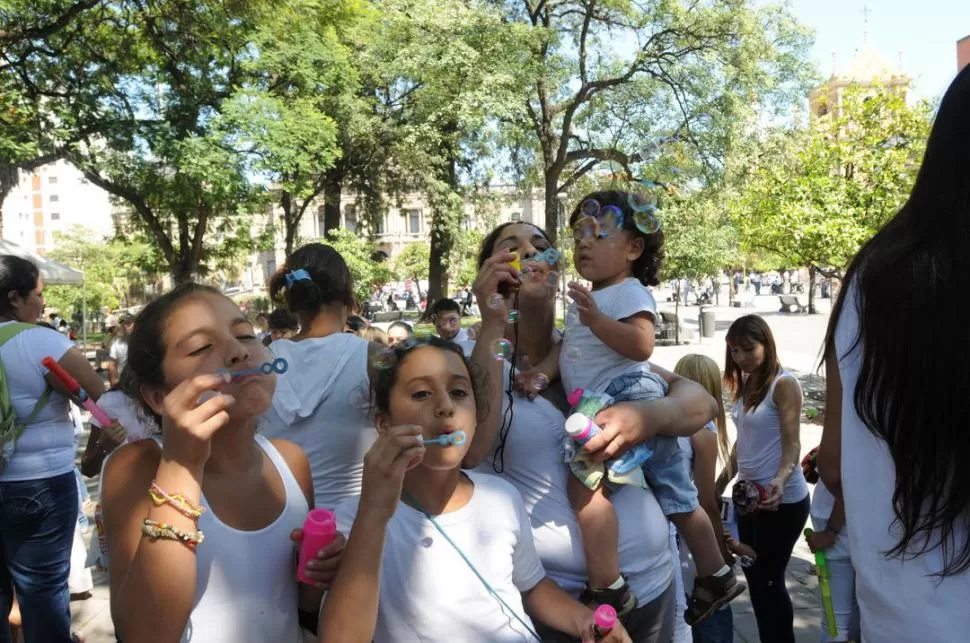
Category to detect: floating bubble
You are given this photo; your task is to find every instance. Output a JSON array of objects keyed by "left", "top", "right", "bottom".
[
  {"left": 565, "top": 346, "right": 582, "bottom": 362},
  {"left": 580, "top": 199, "right": 601, "bottom": 218},
  {"left": 546, "top": 271, "right": 560, "bottom": 288},
  {"left": 542, "top": 248, "right": 561, "bottom": 264},
  {"left": 487, "top": 293, "right": 504, "bottom": 310},
  {"left": 634, "top": 211, "right": 661, "bottom": 234},
  {"left": 628, "top": 191, "right": 657, "bottom": 213},
  {"left": 491, "top": 338, "right": 512, "bottom": 362},
  {"left": 521, "top": 265, "right": 535, "bottom": 279},
  {"left": 506, "top": 309, "right": 519, "bottom": 323},
  {"left": 532, "top": 373, "right": 550, "bottom": 392},
  {"left": 598, "top": 205, "right": 625, "bottom": 236},
  {"left": 370, "top": 347, "right": 396, "bottom": 370},
  {"left": 670, "top": 167, "right": 682, "bottom": 177},
  {"left": 572, "top": 217, "right": 600, "bottom": 242}
]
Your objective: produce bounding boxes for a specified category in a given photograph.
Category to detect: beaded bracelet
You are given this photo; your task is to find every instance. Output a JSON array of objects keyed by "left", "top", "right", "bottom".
[
  {"left": 148, "top": 481, "right": 205, "bottom": 519},
  {"left": 141, "top": 519, "right": 205, "bottom": 548}
]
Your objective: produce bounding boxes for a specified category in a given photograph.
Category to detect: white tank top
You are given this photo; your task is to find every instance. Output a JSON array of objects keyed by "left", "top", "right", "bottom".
[
  {"left": 837, "top": 284, "right": 970, "bottom": 641},
  {"left": 732, "top": 370, "right": 809, "bottom": 504},
  {"left": 161, "top": 435, "right": 309, "bottom": 643}
]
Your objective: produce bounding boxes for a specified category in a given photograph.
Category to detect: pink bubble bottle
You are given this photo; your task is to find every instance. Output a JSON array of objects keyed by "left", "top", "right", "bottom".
[{"left": 296, "top": 509, "right": 337, "bottom": 585}]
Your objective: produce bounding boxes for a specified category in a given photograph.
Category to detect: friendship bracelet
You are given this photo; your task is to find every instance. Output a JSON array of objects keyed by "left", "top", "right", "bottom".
[
  {"left": 148, "top": 481, "right": 205, "bottom": 519},
  {"left": 141, "top": 519, "right": 205, "bottom": 548}
]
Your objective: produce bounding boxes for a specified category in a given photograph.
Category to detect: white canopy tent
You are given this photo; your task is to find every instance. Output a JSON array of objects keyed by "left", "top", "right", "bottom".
[{"left": 0, "top": 239, "right": 84, "bottom": 285}]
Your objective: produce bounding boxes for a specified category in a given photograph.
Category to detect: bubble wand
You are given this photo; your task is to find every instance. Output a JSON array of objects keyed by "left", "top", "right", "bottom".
[
  {"left": 423, "top": 431, "right": 467, "bottom": 447},
  {"left": 41, "top": 356, "right": 113, "bottom": 427},
  {"left": 804, "top": 528, "right": 838, "bottom": 638},
  {"left": 217, "top": 357, "right": 288, "bottom": 380}
]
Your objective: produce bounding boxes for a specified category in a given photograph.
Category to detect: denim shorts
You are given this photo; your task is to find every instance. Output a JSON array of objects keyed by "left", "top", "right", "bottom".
[{"left": 604, "top": 371, "right": 698, "bottom": 515}]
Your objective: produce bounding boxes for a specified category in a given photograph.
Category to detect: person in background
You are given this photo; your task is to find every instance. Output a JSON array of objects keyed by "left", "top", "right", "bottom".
[
  {"left": 671, "top": 355, "right": 737, "bottom": 643},
  {"left": 0, "top": 256, "right": 108, "bottom": 642},
  {"left": 722, "top": 315, "right": 809, "bottom": 643},
  {"left": 817, "top": 65, "right": 970, "bottom": 642},
  {"left": 261, "top": 243, "right": 380, "bottom": 509},
  {"left": 386, "top": 321, "right": 413, "bottom": 348},
  {"left": 263, "top": 308, "right": 299, "bottom": 346},
  {"left": 106, "top": 316, "right": 133, "bottom": 388},
  {"left": 344, "top": 314, "right": 368, "bottom": 335},
  {"left": 358, "top": 327, "right": 388, "bottom": 346},
  {"left": 431, "top": 298, "right": 466, "bottom": 343}
]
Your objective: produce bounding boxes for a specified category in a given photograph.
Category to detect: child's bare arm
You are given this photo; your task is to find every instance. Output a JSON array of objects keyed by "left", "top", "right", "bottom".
[
  {"left": 567, "top": 281, "right": 654, "bottom": 361},
  {"left": 514, "top": 342, "right": 561, "bottom": 398}
]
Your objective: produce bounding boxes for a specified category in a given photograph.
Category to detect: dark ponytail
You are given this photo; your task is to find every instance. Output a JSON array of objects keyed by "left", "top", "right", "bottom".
[{"left": 269, "top": 243, "right": 355, "bottom": 318}]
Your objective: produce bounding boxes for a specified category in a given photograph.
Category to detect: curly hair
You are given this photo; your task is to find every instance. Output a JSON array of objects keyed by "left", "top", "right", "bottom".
[{"left": 568, "top": 190, "right": 665, "bottom": 287}]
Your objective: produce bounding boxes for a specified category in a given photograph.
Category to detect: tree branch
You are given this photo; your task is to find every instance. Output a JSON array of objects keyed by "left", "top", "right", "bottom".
[{"left": 0, "top": 0, "right": 100, "bottom": 44}]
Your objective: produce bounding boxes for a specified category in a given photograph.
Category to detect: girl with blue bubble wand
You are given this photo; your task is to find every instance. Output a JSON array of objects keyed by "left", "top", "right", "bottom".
[
  {"left": 330, "top": 336, "right": 632, "bottom": 643},
  {"left": 524, "top": 190, "right": 744, "bottom": 625}
]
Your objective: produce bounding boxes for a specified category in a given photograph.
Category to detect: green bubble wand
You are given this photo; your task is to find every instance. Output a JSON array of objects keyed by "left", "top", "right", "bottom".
[{"left": 804, "top": 528, "right": 838, "bottom": 638}]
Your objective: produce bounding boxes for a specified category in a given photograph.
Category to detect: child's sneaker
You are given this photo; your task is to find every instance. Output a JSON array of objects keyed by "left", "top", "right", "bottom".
[
  {"left": 684, "top": 573, "right": 746, "bottom": 626},
  {"left": 580, "top": 576, "right": 638, "bottom": 617}
]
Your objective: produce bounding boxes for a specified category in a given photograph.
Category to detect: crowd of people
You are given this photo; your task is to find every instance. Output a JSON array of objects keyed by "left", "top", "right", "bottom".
[{"left": 0, "top": 63, "right": 966, "bottom": 643}]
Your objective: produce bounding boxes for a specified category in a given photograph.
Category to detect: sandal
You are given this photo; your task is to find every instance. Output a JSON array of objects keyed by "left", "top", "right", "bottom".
[
  {"left": 685, "top": 573, "right": 747, "bottom": 626},
  {"left": 579, "top": 576, "right": 639, "bottom": 618}
]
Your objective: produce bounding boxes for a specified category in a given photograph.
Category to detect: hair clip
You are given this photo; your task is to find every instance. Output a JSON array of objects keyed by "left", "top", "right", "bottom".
[
  {"left": 219, "top": 357, "right": 288, "bottom": 380},
  {"left": 424, "top": 431, "right": 467, "bottom": 447},
  {"left": 284, "top": 269, "right": 311, "bottom": 288}
]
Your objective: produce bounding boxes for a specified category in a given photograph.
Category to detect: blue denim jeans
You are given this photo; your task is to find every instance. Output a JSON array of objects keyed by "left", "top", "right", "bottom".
[
  {"left": 692, "top": 605, "right": 734, "bottom": 642},
  {"left": 0, "top": 471, "right": 77, "bottom": 643}
]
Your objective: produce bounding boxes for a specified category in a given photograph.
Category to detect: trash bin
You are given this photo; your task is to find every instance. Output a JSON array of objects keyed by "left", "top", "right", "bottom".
[{"left": 699, "top": 305, "right": 716, "bottom": 339}]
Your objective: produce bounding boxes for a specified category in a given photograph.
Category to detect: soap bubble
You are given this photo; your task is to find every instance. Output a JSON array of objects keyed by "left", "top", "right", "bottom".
[
  {"left": 506, "top": 310, "right": 519, "bottom": 323},
  {"left": 634, "top": 211, "right": 661, "bottom": 234},
  {"left": 487, "top": 293, "right": 504, "bottom": 310},
  {"left": 572, "top": 217, "right": 600, "bottom": 242},
  {"left": 546, "top": 271, "right": 560, "bottom": 288},
  {"left": 521, "top": 265, "right": 535, "bottom": 279},
  {"left": 598, "top": 205, "right": 624, "bottom": 236},
  {"left": 491, "top": 338, "right": 512, "bottom": 362},
  {"left": 564, "top": 346, "right": 582, "bottom": 362},
  {"left": 532, "top": 373, "right": 550, "bottom": 392},
  {"left": 628, "top": 191, "right": 657, "bottom": 213},
  {"left": 580, "top": 199, "right": 601, "bottom": 218},
  {"left": 370, "top": 347, "right": 396, "bottom": 370}
]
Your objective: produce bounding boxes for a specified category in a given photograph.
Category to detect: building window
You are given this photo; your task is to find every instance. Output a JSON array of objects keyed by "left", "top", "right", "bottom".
[
  {"left": 50, "top": 212, "right": 60, "bottom": 221},
  {"left": 375, "top": 213, "right": 385, "bottom": 235},
  {"left": 49, "top": 194, "right": 59, "bottom": 202},
  {"left": 316, "top": 206, "right": 326, "bottom": 237},
  {"left": 48, "top": 176, "right": 58, "bottom": 184},
  {"left": 266, "top": 259, "right": 276, "bottom": 279},
  {"left": 510, "top": 212, "right": 522, "bottom": 222},
  {"left": 344, "top": 204, "right": 357, "bottom": 233},
  {"left": 405, "top": 209, "right": 421, "bottom": 234}
]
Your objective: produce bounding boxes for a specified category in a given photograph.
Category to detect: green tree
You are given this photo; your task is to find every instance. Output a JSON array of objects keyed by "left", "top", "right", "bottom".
[
  {"left": 495, "top": 0, "right": 815, "bottom": 245},
  {"left": 393, "top": 243, "right": 430, "bottom": 300},
  {"left": 731, "top": 87, "right": 931, "bottom": 312},
  {"left": 323, "top": 228, "right": 392, "bottom": 307}
]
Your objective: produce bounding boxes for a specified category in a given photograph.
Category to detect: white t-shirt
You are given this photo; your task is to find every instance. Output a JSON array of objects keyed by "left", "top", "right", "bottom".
[
  {"left": 261, "top": 334, "right": 377, "bottom": 509},
  {"left": 90, "top": 390, "right": 156, "bottom": 442},
  {"left": 334, "top": 472, "right": 545, "bottom": 642},
  {"left": 837, "top": 283, "right": 970, "bottom": 640},
  {"left": 473, "top": 361, "right": 673, "bottom": 606},
  {"left": 731, "top": 371, "right": 809, "bottom": 504},
  {"left": 561, "top": 278, "right": 658, "bottom": 394},
  {"left": 109, "top": 337, "right": 128, "bottom": 373},
  {"left": 0, "top": 322, "right": 76, "bottom": 481}
]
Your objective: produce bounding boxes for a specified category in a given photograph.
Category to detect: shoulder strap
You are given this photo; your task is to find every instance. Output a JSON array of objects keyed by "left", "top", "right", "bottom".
[{"left": 0, "top": 323, "right": 53, "bottom": 427}]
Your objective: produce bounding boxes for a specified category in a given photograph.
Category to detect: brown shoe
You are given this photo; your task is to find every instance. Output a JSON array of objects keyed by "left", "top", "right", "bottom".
[
  {"left": 685, "top": 573, "right": 747, "bottom": 626},
  {"left": 580, "top": 577, "right": 639, "bottom": 618}
]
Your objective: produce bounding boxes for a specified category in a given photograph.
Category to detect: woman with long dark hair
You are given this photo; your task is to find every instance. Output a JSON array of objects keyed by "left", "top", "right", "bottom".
[
  {"left": 722, "top": 314, "right": 809, "bottom": 643},
  {"left": 817, "top": 65, "right": 970, "bottom": 640}
]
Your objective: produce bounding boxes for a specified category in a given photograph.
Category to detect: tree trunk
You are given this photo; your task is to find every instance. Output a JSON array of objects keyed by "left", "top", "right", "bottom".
[
  {"left": 322, "top": 163, "right": 344, "bottom": 237},
  {"left": 281, "top": 190, "right": 297, "bottom": 256},
  {"left": 427, "top": 218, "right": 453, "bottom": 309},
  {"left": 674, "top": 292, "right": 680, "bottom": 344},
  {"left": 808, "top": 264, "right": 817, "bottom": 314},
  {"left": 544, "top": 171, "right": 560, "bottom": 246}
]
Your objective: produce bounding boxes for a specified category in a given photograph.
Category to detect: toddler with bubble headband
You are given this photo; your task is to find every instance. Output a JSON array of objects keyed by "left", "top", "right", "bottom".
[
  {"left": 522, "top": 190, "right": 745, "bottom": 624},
  {"left": 331, "top": 336, "right": 632, "bottom": 643}
]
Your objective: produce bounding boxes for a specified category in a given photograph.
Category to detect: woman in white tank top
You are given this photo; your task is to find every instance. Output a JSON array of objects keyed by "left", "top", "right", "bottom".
[
  {"left": 101, "top": 285, "right": 343, "bottom": 642},
  {"left": 724, "top": 315, "right": 809, "bottom": 643},
  {"left": 818, "top": 66, "right": 970, "bottom": 642}
]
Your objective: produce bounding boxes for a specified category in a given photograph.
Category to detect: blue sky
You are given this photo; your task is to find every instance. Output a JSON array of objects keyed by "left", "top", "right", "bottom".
[{"left": 778, "top": 0, "right": 970, "bottom": 100}]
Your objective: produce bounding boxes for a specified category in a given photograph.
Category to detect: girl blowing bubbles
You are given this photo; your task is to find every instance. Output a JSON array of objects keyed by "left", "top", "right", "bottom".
[
  {"left": 526, "top": 191, "right": 743, "bottom": 624},
  {"left": 101, "top": 285, "right": 342, "bottom": 643},
  {"left": 332, "top": 337, "right": 632, "bottom": 643}
]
